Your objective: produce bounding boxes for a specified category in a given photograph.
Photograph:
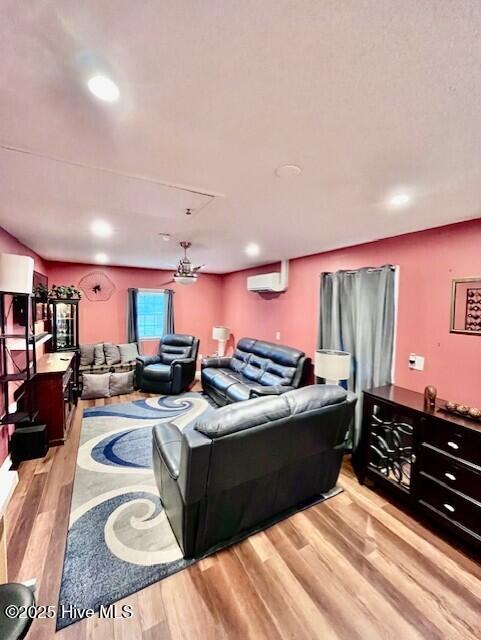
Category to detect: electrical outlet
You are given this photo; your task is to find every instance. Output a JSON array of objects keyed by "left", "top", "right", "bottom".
[{"left": 275, "top": 331, "right": 281, "bottom": 341}]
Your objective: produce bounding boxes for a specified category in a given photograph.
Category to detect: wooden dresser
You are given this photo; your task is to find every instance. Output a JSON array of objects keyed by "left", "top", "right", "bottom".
[
  {"left": 34, "top": 351, "right": 78, "bottom": 446},
  {"left": 358, "top": 385, "right": 481, "bottom": 549}
]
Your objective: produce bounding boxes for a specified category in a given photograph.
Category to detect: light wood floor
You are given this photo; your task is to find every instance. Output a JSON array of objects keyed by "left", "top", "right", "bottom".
[{"left": 5, "top": 390, "right": 481, "bottom": 639}]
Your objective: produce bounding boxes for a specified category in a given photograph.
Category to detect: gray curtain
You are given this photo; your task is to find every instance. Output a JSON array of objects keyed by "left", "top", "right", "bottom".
[
  {"left": 165, "top": 289, "right": 175, "bottom": 334},
  {"left": 127, "top": 288, "right": 138, "bottom": 343},
  {"left": 319, "top": 265, "right": 396, "bottom": 450}
]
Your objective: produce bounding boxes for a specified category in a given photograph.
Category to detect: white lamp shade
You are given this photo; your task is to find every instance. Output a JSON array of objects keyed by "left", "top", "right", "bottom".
[
  {"left": 0, "top": 254, "right": 34, "bottom": 294},
  {"left": 314, "top": 349, "right": 351, "bottom": 381},
  {"left": 212, "top": 326, "right": 229, "bottom": 341}
]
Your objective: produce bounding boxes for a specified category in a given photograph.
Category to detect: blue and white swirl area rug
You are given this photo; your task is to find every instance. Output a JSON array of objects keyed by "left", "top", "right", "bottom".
[{"left": 57, "top": 392, "right": 214, "bottom": 630}]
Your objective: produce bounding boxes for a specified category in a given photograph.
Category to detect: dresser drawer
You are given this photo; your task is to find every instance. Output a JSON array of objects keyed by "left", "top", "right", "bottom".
[
  {"left": 419, "top": 447, "right": 481, "bottom": 503},
  {"left": 418, "top": 476, "right": 481, "bottom": 539},
  {"left": 421, "top": 419, "right": 481, "bottom": 468}
]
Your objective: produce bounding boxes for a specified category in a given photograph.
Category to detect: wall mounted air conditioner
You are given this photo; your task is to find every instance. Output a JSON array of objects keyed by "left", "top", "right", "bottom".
[{"left": 247, "top": 260, "right": 289, "bottom": 293}]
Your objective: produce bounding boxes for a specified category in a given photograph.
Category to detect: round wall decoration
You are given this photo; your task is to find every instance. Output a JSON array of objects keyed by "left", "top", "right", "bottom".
[{"left": 78, "top": 270, "right": 116, "bottom": 301}]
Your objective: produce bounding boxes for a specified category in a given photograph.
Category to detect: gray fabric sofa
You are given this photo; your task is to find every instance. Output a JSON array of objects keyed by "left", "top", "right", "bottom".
[
  {"left": 79, "top": 342, "right": 139, "bottom": 392},
  {"left": 152, "top": 384, "right": 356, "bottom": 558}
]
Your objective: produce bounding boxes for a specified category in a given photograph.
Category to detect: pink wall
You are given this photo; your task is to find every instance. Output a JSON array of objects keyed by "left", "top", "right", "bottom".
[
  {"left": 223, "top": 219, "right": 481, "bottom": 407},
  {"left": 2, "top": 218, "right": 481, "bottom": 468},
  {"left": 0, "top": 228, "right": 48, "bottom": 466},
  {"left": 45, "top": 262, "right": 224, "bottom": 358}
]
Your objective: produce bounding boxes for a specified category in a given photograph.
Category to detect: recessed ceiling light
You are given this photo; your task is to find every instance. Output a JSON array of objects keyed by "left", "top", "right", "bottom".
[
  {"left": 275, "top": 164, "right": 302, "bottom": 178},
  {"left": 158, "top": 233, "right": 171, "bottom": 242},
  {"left": 387, "top": 191, "right": 412, "bottom": 209},
  {"left": 245, "top": 243, "right": 261, "bottom": 257},
  {"left": 90, "top": 219, "right": 113, "bottom": 237},
  {"left": 95, "top": 252, "right": 109, "bottom": 264},
  {"left": 87, "top": 75, "right": 119, "bottom": 102}
]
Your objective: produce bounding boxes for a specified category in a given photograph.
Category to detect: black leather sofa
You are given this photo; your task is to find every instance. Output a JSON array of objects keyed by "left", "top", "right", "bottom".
[
  {"left": 136, "top": 334, "right": 199, "bottom": 394},
  {"left": 201, "top": 337, "right": 308, "bottom": 405},
  {"left": 152, "top": 384, "right": 356, "bottom": 558}
]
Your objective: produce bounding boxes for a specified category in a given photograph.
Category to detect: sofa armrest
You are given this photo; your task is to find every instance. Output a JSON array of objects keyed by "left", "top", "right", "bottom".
[
  {"left": 171, "top": 358, "right": 197, "bottom": 393},
  {"left": 201, "top": 356, "right": 232, "bottom": 369},
  {"left": 153, "top": 422, "right": 183, "bottom": 479},
  {"left": 137, "top": 354, "right": 161, "bottom": 367},
  {"left": 171, "top": 357, "right": 195, "bottom": 366},
  {"left": 249, "top": 385, "right": 294, "bottom": 398}
]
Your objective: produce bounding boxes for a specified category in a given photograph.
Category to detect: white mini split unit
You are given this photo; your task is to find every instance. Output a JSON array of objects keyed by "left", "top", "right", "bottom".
[{"left": 247, "top": 260, "right": 289, "bottom": 293}]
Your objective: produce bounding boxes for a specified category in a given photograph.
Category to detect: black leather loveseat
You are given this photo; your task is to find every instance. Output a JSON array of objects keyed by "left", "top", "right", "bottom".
[
  {"left": 152, "top": 384, "right": 356, "bottom": 558},
  {"left": 201, "top": 337, "right": 308, "bottom": 405}
]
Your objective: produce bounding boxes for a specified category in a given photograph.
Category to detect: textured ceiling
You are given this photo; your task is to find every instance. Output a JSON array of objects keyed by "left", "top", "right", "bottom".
[{"left": 0, "top": 0, "right": 480, "bottom": 272}]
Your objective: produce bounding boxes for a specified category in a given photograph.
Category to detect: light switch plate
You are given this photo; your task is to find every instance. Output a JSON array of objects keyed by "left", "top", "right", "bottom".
[
  {"left": 408, "top": 353, "right": 424, "bottom": 371},
  {"left": 275, "top": 331, "right": 281, "bottom": 340}
]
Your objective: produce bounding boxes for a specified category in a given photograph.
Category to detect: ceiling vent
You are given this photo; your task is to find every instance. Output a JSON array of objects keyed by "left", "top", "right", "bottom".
[{"left": 247, "top": 260, "right": 289, "bottom": 293}]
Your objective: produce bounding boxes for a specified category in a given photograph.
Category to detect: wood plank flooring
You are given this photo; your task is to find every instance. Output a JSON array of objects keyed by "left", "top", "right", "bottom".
[{"left": 5, "top": 390, "right": 481, "bottom": 639}]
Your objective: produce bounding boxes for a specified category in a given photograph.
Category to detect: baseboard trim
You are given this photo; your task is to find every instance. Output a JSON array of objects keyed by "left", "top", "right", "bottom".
[{"left": 0, "top": 455, "right": 19, "bottom": 517}]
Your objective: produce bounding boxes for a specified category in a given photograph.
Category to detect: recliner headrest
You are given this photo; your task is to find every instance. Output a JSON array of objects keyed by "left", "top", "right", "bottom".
[
  {"left": 195, "top": 384, "right": 351, "bottom": 438},
  {"left": 161, "top": 334, "right": 195, "bottom": 347},
  {"left": 236, "top": 337, "right": 305, "bottom": 367}
]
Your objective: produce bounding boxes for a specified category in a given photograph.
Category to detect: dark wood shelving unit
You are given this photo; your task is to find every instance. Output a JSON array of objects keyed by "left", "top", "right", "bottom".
[{"left": 0, "top": 292, "right": 37, "bottom": 427}]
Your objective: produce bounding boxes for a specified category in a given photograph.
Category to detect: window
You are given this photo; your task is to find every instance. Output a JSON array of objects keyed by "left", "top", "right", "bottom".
[{"left": 136, "top": 290, "right": 167, "bottom": 339}]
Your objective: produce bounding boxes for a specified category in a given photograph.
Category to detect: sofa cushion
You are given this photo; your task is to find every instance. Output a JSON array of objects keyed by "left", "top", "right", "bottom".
[
  {"left": 110, "top": 370, "right": 135, "bottom": 396},
  {"left": 160, "top": 345, "right": 192, "bottom": 365},
  {"left": 230, "top": 338, "right": 255, "bottom": 372},
  {"left": 118, "top": 342, "right": 139, "bottom": 364},
  {"left": 283, "top": 384, "right": 347, "bottom": 415},
  {"left": 252, "top": 340, "right": 304, "bottom": 368},
  {"left": 81, "top": 372, "right": 111, "bottom": 399},
  {"left": 207, "top": 371, "right": 238, "bottom": 393},
  {"left": 226, "top": 383, "right": 251, "bottom": 403},
  {"left": 143, "top": 363, "right": 172, "bottom": 381},
  {"left": 94, "top": 343, "right": 106, "bottom": 366},
  {"left": 104, "top": 342, "right": 121, "bottom": 366},
  {"left": 79, "top": 343, "right": 95, "bottom": 366}
]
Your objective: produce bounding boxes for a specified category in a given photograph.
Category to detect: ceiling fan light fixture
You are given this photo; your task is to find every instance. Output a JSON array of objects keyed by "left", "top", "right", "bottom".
[{"left": 174, "top": 274, "right": 198, "bottom": 286}]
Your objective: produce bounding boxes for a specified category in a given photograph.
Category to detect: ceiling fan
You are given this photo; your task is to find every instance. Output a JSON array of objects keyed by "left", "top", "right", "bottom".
[{"left": 160, "top": 241, "right": 205, "bottom": 286}]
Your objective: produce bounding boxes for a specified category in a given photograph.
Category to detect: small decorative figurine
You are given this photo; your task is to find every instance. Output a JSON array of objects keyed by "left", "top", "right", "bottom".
[
  {"left": 456, "top": 404, "right": 469, "bottom": 415},
  {"left": 445, "top": 401, "right": 457, "bottom": 411},
  {"left": 468, "top": 407, "right": 481, "bottom": 419},
  {"left": 424, "top": 385, "right": 437, "bottom": 410}
]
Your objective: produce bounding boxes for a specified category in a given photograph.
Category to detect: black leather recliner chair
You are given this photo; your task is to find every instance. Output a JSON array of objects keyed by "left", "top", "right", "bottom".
[
  {"left": 152, "top": 384, "right": 356, "bottom": 558},
  {"left": 201, "top": 337, "right": 308, "bottom": 405},
  {"left": 136, "top": 334, "right": 199, "bottom": 394}
]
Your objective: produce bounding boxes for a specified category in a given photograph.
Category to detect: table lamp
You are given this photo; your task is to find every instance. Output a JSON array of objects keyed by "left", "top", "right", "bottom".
[
  {"left": 314, "top": 349, "right": 351, "bottom": 385},
  {"left": 212, "top": 326, "right": 229, "bottom": 356}
]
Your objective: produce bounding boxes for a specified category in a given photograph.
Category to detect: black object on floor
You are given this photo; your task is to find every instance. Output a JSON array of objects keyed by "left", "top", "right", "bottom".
[
  {"left": 10, "top": 423, "right": 48, "bottom": 465},
  {"left": 0, "top": 582, "right": 35, "bottom": 640}
]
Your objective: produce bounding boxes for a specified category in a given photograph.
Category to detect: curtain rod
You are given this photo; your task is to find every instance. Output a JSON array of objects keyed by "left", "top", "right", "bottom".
[
  {"left": 322, "top": 265, "right": 397, "bottom": 276},
  {"left": 128, "top": 287, "right": 176, "bottom": 293}
]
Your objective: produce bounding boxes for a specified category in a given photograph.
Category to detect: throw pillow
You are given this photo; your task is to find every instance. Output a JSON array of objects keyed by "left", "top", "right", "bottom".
[
  {"left": 81, "top": 372, "right": 111, "bottom": 399},
  {"left": 94, "top": 343, "right": 106, "bottom": 366},
  {"left": 118, "top": 342, "right": 139, "bottom": 364},
  {"left": 79, "top": 344, "right": 95, "bottom": 366},
  {"left": 104, "top": 343, "right": 121, "bottom": 366},
  {"left": 110, "top": 370, "right": 135, "bottom": 396}
]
